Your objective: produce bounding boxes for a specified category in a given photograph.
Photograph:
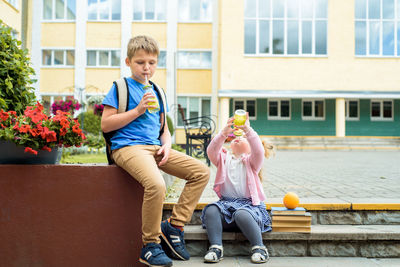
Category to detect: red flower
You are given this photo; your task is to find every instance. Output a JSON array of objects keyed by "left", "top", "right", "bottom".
[
  {"left": 41, "top": 146, "right": 52, "bottom": 152},
  {"left": 0, "top": 110, "right": 9, "bottom": 121},
  {"left": 24, "top": 147, "right": 38, "bottom": 155},
  {"left": 19, "top": 124, "right": 31, "bottom": 133}
]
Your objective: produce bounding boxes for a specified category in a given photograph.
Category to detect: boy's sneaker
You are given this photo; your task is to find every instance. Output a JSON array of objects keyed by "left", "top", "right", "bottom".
[
  {"left": 251, "top": 245, "right": 269, "bottom": 264},
  {"left": 160, "top": 219, "right": 190, "bottom": 260},
  {"left": 139, "top": 242, "right": 173, "bottom": 267},
  {"left": 204, "top": 244, "right": 223, "bottom": 263}
]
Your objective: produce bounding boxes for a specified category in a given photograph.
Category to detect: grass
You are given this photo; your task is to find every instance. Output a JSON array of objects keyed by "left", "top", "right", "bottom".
[{"left": 60, "top": 153, "right": 108, "bottom": 164}]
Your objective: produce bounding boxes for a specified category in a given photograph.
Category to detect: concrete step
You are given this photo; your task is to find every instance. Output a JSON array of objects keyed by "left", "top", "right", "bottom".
[
  {"left": 183, "top": 225, "right": 400, "bottom": 258},
  {"left": 172, "top": 257, "right": 400, "bottom": 267}
]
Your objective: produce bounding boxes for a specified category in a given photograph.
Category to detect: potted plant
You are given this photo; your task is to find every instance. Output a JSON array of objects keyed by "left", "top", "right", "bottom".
[
  {"left": 0, "top": 102, "right": 86, "bottom": 164},
  {"left": 0, "top": 20, "right": 36, "bottom": 115},
  {"left": 51, "top": 98, "right": 81, "bottom": 116}
]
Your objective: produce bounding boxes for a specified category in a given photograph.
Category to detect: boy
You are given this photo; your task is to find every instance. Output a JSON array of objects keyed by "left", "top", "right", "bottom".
[{"left": 101, "top": 35, "right": 210, "bottom": 266}]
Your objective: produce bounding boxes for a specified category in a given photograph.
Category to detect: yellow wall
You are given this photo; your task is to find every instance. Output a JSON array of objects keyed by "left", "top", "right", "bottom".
[
  {"left": 40, "top": 69, "right": 75, "bottom": 93},
  {"left": 131, "top": 23, "right": 167, "bottom": 48},
  {"left": 86, "top": 69, "right": 121, "bottom": 94},
  {"left": 87, "top": 23, "right": 121, "bottom": 48},
  {"left": 41, "top": 23, "right": 75, "bottom": 47},
  {"left": 177, "top": 23, "right": 212, "bottom": 49},
  {"left": 177, "top": 70, "right": 212, "bottom": 94},
  {"left": 152, "top": 69, "right": 167, "bottom": 90},
  {"left": 0, "top": 0, "right": 21, "bottom": 34},
  {"left": 219, "top": 0, "right": 400, "bottom": 92}
]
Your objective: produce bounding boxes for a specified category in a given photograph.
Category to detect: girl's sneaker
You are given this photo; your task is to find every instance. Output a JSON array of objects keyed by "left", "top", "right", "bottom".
[
  {"left": 251, "top": 245, "right": 269, "bottom": 264},
  {"left": 204, "top": 244, "right": 223, "bottom": 263}
]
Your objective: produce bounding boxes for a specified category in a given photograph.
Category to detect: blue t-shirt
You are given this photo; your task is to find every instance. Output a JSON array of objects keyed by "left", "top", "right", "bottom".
[{"left": 102, "top": 77, "right": 167, "bottom": 150}]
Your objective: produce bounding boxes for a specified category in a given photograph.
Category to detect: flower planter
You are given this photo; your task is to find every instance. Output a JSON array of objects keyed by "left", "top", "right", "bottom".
[{"left": 0, "top": 140, "right": 61, "bottom": 164}]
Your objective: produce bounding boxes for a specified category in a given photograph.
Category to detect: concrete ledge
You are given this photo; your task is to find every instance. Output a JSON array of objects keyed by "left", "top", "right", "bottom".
[
  {"left": 0, "top": 164, "right": 144, "bottom": 266},
  {"left": 164, "top": 202, "right": 400, "bottom": 211}
]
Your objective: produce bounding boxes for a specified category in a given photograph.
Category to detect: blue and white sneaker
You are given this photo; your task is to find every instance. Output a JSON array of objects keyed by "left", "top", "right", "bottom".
[
  {"left": 139, "top": 242, "right": 173, "bottom": 267},
  {"left": 160, "top": 219, "right": 190, "bottom": 260}
]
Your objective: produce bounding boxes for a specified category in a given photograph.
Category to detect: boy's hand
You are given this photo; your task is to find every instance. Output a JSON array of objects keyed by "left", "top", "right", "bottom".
[
  {"left": 222, "top": 117, "right": 234, "bottom": 137},
  {"left": 157, "top": 143, "right": 171, "bottom": 166},
  {"left": 236, "top": 112, "right": 251, "bottom": 133},
  {"left": 136, "top": 92, "right": 157, "bottom": 115}
]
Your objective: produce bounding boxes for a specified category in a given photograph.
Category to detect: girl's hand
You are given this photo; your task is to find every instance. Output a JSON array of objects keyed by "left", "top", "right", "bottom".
[
  {"left": 237, "top": 112, "right": 251, "bottom": 133},
  {"left": 135, "top": 92, "right": 156, "bottom": 115},
  {"left": 222, "top": 117, "right": 234, "bottom": 137}
]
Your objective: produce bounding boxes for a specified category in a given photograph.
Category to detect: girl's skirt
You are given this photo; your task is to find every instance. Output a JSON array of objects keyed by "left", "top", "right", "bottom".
[{"left": 200, "top": 196, "right": 272, "bottom": 233}]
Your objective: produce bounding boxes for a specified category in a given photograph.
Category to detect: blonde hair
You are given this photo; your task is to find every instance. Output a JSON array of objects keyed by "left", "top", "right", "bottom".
[
  {"left": 127, "top": 35, "right": 159, "bottom": 59},
  {"left": 258, "top": 139, "right": 276, "bottom": 181}
]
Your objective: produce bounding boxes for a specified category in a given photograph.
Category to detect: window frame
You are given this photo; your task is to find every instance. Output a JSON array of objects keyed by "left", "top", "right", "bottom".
[
  {"left": 178, "top": 0, "right": 213, "bottom": 23},
  {"left": 345, "top": 99, "right": 360, "bottom": 121},
  {"left": 133, "top": 0, "right": 167, "bottom": 22},
  {"left": 86, "top": 49, "right": 121, "bottom": 68},
  {"left": 355, "top": 0, "right": 400, "bottom": 57},
  {"left": 267, "top": 98, "right": 291, "bottom": 120},
  {"left": 157, "top": 50, "right": 167, "bottom": 69},
  {"left": 42, "top": 0, "right": 76, "bottom": 21},
  {"left": 370, "top": 99, "right": 394, "bottom": 121},
  {"left": 6, "top": 0, "right": 18, "bottom": 9},
  {"left": 244, "top": 0, "right": 328, "bottom": 57},
  {"left": 41, "top": 48, "right": 75, "bottom": 68},
  {"left": 176, "top": 95, "right": 212, "bottom": 128},
  {"left": 177, "top": 50, "right": 212, "bottom": 69},
  {"left": 233, "top": 99, "right": 257, "bottom": 120},
  {"left": 87, "top": 0, "right": 121, "bottom": 21},
  {"left": 301, "top": 99, "right": 325, "bottom": 120}
]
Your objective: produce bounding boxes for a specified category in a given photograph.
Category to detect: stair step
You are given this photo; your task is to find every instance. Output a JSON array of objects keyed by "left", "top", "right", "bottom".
[{"left": 184, "top": 225, "right": 400, "bottom": 257}]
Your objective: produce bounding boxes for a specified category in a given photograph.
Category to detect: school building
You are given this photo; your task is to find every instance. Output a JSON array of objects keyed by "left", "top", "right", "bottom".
[{"left": 1, "top": 0, "right": 400, "bottom": 144}]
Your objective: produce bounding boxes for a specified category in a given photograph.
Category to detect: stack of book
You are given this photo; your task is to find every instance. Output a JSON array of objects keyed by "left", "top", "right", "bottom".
[{"left": 270, "top": 207, "right": 311, "bottom": 233}]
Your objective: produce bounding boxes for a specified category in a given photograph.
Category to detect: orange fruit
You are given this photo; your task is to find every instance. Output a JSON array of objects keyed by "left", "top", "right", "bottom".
[{"left": 283, "top": 192, "right": 300, "bottom": 209}]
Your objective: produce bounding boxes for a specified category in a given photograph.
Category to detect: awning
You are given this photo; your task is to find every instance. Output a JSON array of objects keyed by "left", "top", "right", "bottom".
[{"left": 218, "top": 90, "right": 400, "bottom": 99}]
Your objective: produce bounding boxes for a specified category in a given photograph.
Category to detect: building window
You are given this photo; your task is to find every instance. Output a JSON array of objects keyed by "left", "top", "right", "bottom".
[
  {"left": 86, "top": 50, "right": 120, "bottom": 67},
  {"left": 302, "top": 99, "right": 324, "bottom": 120},
  {"left": 345, "top": 100, "right": 359, "bottom": 120},
  {"left": 268, "top": 99, "right": 291, "bottom": 120},
  {"left": 233, "top": 99, "right": 256, "bottom": 119},
  {"left": 371, "top": 99, "right": 393, "bottom": 120},
  {"left": 177, "top": 51, "right": 212, "bottom": 69},
  {"left": 158, "top": 51, "right": 166, "bottom": 68},
  {"left": 7, "top": 0, "right": 18, "bottom": 9},
  {"left": 42, "top": 49, "right": 75, "bottom": 66},
  {"left": 355, "top": 0, "right": 400, "bottom": 56},
  {"left": 178, "top": 0, "right": 212, "bottom": 22},
  {"left": 43, "top": 0, "right": 76, "bottom": 20},
  {"left": 88, "top": 0, "right": 121, "bottom": 21},
  {"left": 177, "top": 96, "right": 211, "bottom": 126},
  {"left": 244, "top": 0, "right": 328, "bottom": 55},
  {"left": 133, "top": 0, "right": 167, "bottom": 21}
]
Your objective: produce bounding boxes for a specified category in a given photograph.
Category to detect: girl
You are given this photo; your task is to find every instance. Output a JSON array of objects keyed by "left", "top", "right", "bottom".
[{"left": 201, "top": 115, "right": 273, "bottom": 264}]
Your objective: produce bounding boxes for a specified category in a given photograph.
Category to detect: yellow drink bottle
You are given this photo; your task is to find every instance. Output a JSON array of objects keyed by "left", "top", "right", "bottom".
[
  {"left": 233, "top": 109, "right": 246, "bottom": 136},
  {"left": 144, "top": 84, "right": 160, "bottom": 114}
]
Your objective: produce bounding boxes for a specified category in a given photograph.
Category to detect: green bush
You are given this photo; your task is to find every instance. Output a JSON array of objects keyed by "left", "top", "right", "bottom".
[
  {"left": 84, "top": 133, "right": 105, "bottom": 149},
  {"left": 0, "top": 20, "right": 36, "bottom": 114},
  {"left": 78, "top": 110, "right": 101, "bottom": 135},
  {"left": 167, "top": 114, "right": 174, "bottom": 136}
]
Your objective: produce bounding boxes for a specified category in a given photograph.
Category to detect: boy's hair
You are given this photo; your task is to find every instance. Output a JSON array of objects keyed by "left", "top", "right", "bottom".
[{"left": 127, "top": 35, "right": 159, "bottom": 59}]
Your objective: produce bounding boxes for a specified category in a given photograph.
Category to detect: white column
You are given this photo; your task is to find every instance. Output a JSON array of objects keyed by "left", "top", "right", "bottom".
[
  {"left": 31, "top": 0, "right": 42, "bottom": 100},
  {"left": 219, "top": 97, "right": 230, "bottom": 133},
  {"left": 167, "top": 0, "right": 178, "bottom": 141},
  {"left": 74, "top": 1, "right": 87, "bottom": 102},
  {"left": 121, "top": 0, "right": 133, "bottom": 78},
  {"left": 211, "top": 0, "right": 219, "bottom": 119},
  {"left": 336, "top": 98, "right": 346, "bottom": 137}
]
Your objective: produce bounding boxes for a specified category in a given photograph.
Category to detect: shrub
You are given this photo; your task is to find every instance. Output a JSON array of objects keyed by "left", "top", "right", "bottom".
[
  {"left": 0, "top": 20, "right": 36, "bottom": 114},
  {"left": 167, "top": 114, "right": 174, "bottom": 136},
  {"left": 78, "top": 110, "right": 101, "bottom": 135}
]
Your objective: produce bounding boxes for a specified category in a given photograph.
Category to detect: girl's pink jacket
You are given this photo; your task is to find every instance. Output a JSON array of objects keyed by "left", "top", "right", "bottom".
[{"left": 206, "top": 128, "right": 266, "bottom": 205}]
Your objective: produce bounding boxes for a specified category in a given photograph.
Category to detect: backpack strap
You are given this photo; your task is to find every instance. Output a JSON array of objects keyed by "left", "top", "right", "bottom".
[
  {"left": 150, "top": 81, "right": 167, "bottom": 138},
  {"left": 113, "top": 77, "right": 129, "bottom": 113}
]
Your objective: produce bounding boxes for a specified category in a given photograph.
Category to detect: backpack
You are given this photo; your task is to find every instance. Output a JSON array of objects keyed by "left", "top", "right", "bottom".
[{"left": 103, "top": 77, "right": 168, "bottom": 165}]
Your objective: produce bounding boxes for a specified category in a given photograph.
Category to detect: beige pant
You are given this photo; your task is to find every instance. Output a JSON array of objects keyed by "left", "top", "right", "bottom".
[{"left": 112, "top": 145, "right": 210, "bottom": 244}]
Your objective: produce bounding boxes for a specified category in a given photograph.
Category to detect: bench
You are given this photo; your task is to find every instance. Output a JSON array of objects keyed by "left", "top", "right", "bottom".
[
  {"left": 178, "top": 104, "right": 216, "bottom": 166},
  {"left": 0, "top": 164, "right": 144, "bottom": 266}
]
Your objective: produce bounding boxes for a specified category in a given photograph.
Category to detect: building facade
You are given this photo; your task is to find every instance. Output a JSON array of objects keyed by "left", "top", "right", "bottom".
[{"left": 3, "top": 0, "right": 400, "bottom": 143}]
